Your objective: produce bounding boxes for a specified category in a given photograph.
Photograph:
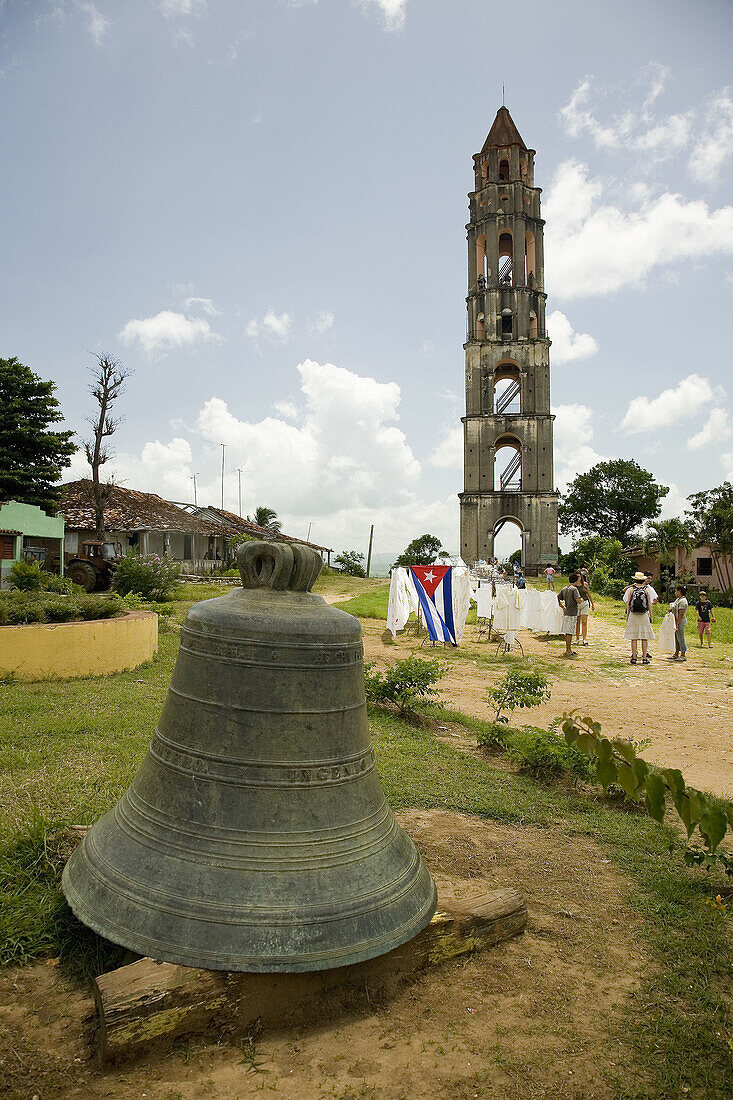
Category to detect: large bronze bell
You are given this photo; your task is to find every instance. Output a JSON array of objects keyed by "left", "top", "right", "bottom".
[{"left": 63, "top": 541, "right": 437, "bottom": 971}]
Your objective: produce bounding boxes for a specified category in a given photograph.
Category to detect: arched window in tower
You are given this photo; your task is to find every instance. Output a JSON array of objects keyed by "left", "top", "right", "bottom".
[
  {"left": 493, "top": 515, "right": 523, "bottom": 566},
  {"left": 501, "top": 307, "right": 513, "bottom": 337},
  {"left": 494, "top": 435, "right": 522, "bottom": 492},
  {"left": 494, "top": 363, "right": 521, "bottom": 414},
  {"left": 525, "top": 230, "right": 536, "bottom": 288},
  {"left": 475, "top": 233, "right": 487, "bottom": 288},
  {"left": 499, "top": 158, "right": 510, "bottom": 182},
  {"left": 476, "top": 312, "right": 485, "bottom": 340},
  {"left": 519, "top": 159, "right": 528, "bottom": 181},
  {"left": 528, "top": 310, "right": 538, "bottom": 339},
  {"left": 498, "top": 232, "right": 513, "bottom": 284}
]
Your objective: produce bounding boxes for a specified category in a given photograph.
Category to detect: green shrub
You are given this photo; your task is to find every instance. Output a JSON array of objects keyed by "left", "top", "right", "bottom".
[
  {"left": 1, "top": 592, "right": 45, "bottom": 623},
  {"left": 507, "top": 727, "right": 591, "bottom": 780},
  {"left": 41, "top": 598, "right": 79, "bottom": 623},
  {"left": 112, "top": 552, "right": 181, "bottom": 601},
  {"left": 75, "top": 594, "right": 123, "bottom": 620},
  {"left": 39, "top": 572, "right": 81, "bottom": 595},
  {"left": 8, "top": 561, "right": 43, "bottom": 590},
  {"left": 364, "top": 656, "right": 445, "bottom": 718},
  {"left": 486, "top": 668, "right": 550, "bottom": 724},
  {"left": 476, "top": 721, "right": 512, "bottom": 748}
]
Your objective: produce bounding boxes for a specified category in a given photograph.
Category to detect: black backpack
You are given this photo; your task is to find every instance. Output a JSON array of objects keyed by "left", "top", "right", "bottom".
[{"left": 629, "top": 586, "right": 648, "bottom": 614}]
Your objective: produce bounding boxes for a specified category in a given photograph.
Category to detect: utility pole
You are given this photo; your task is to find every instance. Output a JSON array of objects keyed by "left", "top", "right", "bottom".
[
  {"left": 191, "top": 472, "right": 199, "bottom": 506},
  {"left": 306, "top": 521, "right": 313, "bottom": 543},
  {"left": 366, "top": 524, "right": 374, "bottom": 578},
  {"left": 237, "top": 468, "right": 243, "bottom": 518},
  {"left": 220, "top": 444, "right": 226, "bottom": 509}
]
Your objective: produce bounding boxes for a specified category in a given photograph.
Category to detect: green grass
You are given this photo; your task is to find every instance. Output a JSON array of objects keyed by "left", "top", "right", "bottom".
[
  {"left": 313, "top": 573, "right": 388, "bottom": 600},
  {"left": 1, "top": 583, "right": 732, "bottom": 1094}
]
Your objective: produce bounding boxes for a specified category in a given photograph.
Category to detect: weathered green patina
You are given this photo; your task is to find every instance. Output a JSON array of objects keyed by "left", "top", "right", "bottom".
[{"left": 63, "top": 541, "right": 437, "bottom": 972}]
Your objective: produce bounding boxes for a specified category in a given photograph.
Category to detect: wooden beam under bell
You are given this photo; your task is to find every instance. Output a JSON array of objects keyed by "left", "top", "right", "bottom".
[{"left": 94, "top": 887, "right": 526, "bottom": 1062}]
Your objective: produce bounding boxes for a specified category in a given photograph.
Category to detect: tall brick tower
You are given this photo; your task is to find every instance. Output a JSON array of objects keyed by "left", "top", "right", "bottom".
[{"left": 459, "top": 107, "right": 558, "bottom": 573}]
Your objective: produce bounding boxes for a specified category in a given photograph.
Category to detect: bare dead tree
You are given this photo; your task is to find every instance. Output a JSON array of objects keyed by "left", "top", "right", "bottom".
[{"left": 83, "top": 353, "right": 132, "bottom": 540}]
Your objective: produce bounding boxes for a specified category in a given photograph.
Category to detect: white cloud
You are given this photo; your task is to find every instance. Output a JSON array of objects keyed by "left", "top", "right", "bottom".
[
  {"left": 620, "top": 374, "right": 714, "bottom": 434},
  {"left": 689, "top": 88, "right": 733, "bottom": 185},
  {"left": 559, "top": 69, "right": 693, "bottom": 161},
  {"left": 362, "top": 0, "right": 407, "bottom": 31},
  {"left": 547, "top": 310, "right": 599, "bottom": 364},
  {"left": 687, "top": 406, "right": 731, "bottom": 450},
  {"left": 544, "top": 160, "right": 733, "bottom": 298},
  {"left": 78, "top": 1, "right": 109, "bottom": 42},
  {"left": 106, "top": 359, "right": 462, "bottom": 553},
  {"left": 158, "top": 0, "right": 206, "bottom": 17},
  {"left": 182, "top": 296, "right": 222, "bottom": 316},
  {"left": 246, "top": 310, "right": 292, "bottom": 342},
  {"left": 721, "top": 452, "right": 733, "bottom": 480},
  {"left": 308, "top": 310, "right": 335, "bottom": 335},
  {"left": 658, "top": 481, "right": 688, "bottom": 520},
  {"left": 428, "top": 425, "right": 463, "bottom": 469},
  {"left": 118, "top": 310, "right": 219, "bottom": 355},
  {"left": 552, "top": 403, "right": 606, "bottom": 492}
]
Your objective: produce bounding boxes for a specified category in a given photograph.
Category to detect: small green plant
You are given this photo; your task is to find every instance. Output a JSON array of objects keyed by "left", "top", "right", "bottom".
[
  {"left": 364, "top": 655, "right": 445, "bottom": 718},
  {"left": 486, "top": 669, "right": 550, "bottom": 724},
  {"left": 562, "top": 712, "right": 733, "bottom": 861},
  {"left": 112, "top": 552, "right": 181, "bottom": 601},
  {"left": 506, "top": 726, "right": 591, "bottom": 780}
]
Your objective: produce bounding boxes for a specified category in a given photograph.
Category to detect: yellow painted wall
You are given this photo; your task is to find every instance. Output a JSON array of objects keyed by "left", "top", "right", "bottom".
[{"left": 0, "top": 611, "right": 158, "bottom": 681}]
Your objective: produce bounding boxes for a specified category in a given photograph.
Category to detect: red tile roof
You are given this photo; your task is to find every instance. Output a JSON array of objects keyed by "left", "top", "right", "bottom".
[
  {"left": 61, "top": 480, "right": 229, "bottom": 535},
  {"left": 481, "top": 107, "right": 527, "bottom": 153}
]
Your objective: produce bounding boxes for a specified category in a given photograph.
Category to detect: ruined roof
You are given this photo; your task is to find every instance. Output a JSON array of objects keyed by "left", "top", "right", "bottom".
[
  {"left": 61, "top": 480, "right": 229, "bottom": 535},
  {"left": 480, "top": 107, "right": 527, "bottom": 153},
  {"left": 174, "top": 503, "right": 332, "bottom": 553}
]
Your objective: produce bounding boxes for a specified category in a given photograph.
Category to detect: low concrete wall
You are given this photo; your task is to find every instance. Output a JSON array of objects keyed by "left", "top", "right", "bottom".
[{"left": 0, "top": 610, "right": 158, "bottom": 681}]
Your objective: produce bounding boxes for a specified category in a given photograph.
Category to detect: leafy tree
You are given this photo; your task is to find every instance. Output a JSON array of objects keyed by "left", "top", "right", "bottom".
[
  {"left": 0, "top": 356, "right": 75, "bottom": 512},
  {"left": 686, "top": 482, "right": 733, "bottom": 590},
  {"left": 83, "top": 353, "right": 131, "bottom": 539},
  {"left": 334, "top": 550, "right": 366, "bottom": 577},
  {"left": 558, "top": 459, "right": 669, "bottom": 546},
  {"left": 559, "top": 535, "right": 635, "bottom": 595},
  {"left": 393, "top": 533, "right": 445, "bottom": 568},
  {"left": 249, "top": 506, "right": 282, "bottom": 533}
]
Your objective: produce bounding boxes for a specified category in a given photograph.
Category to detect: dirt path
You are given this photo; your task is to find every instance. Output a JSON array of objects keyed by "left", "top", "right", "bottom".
[{"left": 322, "top": 594, "right": 733, "bottom": 800}]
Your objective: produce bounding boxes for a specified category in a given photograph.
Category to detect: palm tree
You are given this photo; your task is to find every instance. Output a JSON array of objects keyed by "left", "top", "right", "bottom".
[
  {"left": 249, "top": 505, "right": 282, "bottom": 534},
  {"left": 642, "top": 518, "right": 691, "bottom": 570}
]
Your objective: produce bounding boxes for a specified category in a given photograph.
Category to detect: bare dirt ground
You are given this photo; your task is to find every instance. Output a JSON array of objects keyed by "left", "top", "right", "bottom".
[
  {"left": 0, "top": 811, "right": 643, "bottom": 1100},
  {"left": 350, "top": 610, "right": 733, "bottom": 800}
]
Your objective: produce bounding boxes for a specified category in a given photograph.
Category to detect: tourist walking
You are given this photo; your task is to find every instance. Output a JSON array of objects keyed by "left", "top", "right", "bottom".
[
  {"left": 575, "top": 572, "right": 595, "bottom": 647},
  {"left": 544, "top": 564, "right": 556, "bottom": 590},
  {"left": 695, "top": 590, "right": 716, "bottom": 648},
  {"left": 557, "top": 573, "right": 583, "bottom": 658},
  {"left": 669, "top": 584, "right": 689, "bottom": 662},
  {"left": 623, "top": 571, "right": 654, "bottom": 665}
]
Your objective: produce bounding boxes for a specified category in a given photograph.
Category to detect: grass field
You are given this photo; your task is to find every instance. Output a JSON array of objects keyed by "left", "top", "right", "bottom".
[{"left": 1, "top": 578, "right": 732, "bottom": 1096}]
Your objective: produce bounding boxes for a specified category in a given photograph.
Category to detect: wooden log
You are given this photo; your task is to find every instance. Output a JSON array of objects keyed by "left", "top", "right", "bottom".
[{"left": 94, "top": 887, "right": 526, "bottom": 1062}]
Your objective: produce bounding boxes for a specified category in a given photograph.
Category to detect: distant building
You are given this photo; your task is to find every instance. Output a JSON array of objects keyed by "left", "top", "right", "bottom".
[
  {"left": 61, "top": 481, "right": 332, "bottom": 573},
  {"left": 0, "top": 500, "right": 66, "bottom": 588},
  {"left": 623, "top": 543, "right": 733, "bottom": 593}
]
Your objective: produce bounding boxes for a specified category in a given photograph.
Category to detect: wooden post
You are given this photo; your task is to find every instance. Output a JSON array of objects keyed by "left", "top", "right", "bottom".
[{"left": 94, "top": 888, "right": 526, "bottom": 1062}]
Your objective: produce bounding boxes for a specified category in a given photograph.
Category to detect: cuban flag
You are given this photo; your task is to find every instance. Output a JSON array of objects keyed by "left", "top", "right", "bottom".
[{"left": 410, "top": 565, "right": 457, "bottom": 646}]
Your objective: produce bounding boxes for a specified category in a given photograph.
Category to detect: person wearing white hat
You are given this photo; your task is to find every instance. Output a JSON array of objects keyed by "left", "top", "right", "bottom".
[{"left": 623, "top": 571, "right": 655, "bottom": 665}]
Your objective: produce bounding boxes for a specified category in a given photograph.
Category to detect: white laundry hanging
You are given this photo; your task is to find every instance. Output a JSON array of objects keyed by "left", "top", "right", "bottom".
[
  {"left": 657, "top": 611, "right": 676, "bottom": 654},
  {"left": 386, "top": 567, "right": 415, "bottom": 637}
]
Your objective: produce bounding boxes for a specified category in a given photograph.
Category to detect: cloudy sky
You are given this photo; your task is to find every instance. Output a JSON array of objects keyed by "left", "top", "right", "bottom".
[{"left": 2, "top": 0, "right": 732, "bottom": 561}]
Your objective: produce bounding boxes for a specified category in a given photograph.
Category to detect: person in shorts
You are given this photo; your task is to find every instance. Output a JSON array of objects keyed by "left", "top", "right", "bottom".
[
  {"left": 669, "top": 585, "right": 689, "bottom": 662},
  {"left": 544, "top": 564, "right": 556, "bottom": 590},
  {"left": 695, "top": 590, "right": 716, "bottom": 648},
  {"left": 575, "top": 572, "right": 595, "bottom": 647},
  {"left": 623, "top": 571, "right": 654, "bottom": 665},
  {"left": 557, "top": 573, "right": 583, "bottom": 658}
]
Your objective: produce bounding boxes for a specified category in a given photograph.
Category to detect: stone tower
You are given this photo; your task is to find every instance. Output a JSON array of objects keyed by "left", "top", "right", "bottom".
[{"left": 459, "top": 107, "right": 558, "bottom": 573}]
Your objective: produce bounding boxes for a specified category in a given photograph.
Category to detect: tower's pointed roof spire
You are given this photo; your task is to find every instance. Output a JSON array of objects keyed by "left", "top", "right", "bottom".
[{"left": 481, "top": 107, "right": 527, "bottom": 154}]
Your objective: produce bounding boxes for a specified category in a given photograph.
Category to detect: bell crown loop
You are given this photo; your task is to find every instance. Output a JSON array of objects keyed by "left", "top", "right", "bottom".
[{"left": 237, "top": 540, "right": 323, "bottom": 593}]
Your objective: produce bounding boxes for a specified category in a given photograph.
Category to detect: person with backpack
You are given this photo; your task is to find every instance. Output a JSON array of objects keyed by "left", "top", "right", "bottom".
[
  {"left": 623, "top": 571, "right": 654, "bottom": 665},
  {"left": 557, "top": 572, "right": 584, "bottom": 658}
]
